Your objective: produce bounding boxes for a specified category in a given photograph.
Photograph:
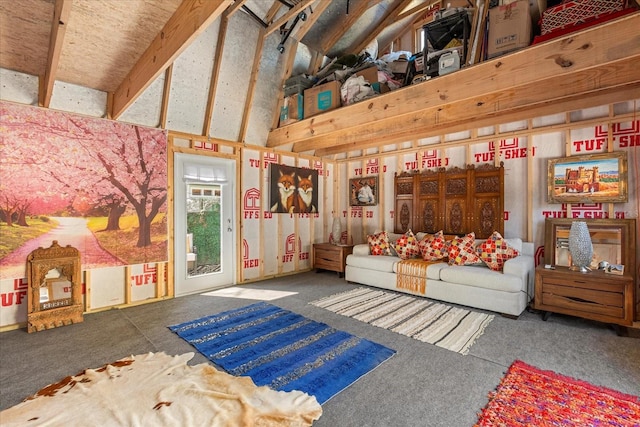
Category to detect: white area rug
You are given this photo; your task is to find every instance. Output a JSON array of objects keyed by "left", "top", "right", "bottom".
[
  {"left": 202, "top": 287, "right": 298, "bottom": 301},
  {"left": 311, "top": 287, "right": 494, "bottom": 355},
  {"left": 0, "top": 352, "right": 321, "bottom": 427}
]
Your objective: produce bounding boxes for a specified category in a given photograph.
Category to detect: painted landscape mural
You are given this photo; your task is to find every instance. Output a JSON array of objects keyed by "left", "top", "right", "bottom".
[{"left": 0, "top": 102, "right": 168, "bottom": 280}]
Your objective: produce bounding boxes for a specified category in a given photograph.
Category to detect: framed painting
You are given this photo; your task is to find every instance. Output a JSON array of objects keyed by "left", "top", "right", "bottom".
[
  {"left": 547, "top": 151, "right": 628, "bottom": 204},
  {"left": 349, "top": 176, "right": 378, "bottom": 206},
  {"left": 269, "top": 164, "right": 319, "bottom": 213}
]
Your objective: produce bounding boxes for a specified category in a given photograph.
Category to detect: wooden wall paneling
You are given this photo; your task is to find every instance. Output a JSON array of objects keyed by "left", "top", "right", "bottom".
[
  {"left": 155, "top": 262, "right": 166, "bottom": 298},
  {"left": 258, "top": 150, "right": 265, "bottom": 279},
  {"left": 564, "top": 123, "right": 572, "bottom": 218},
  {"left": 527, "top": 120, "right": 534, "bottom": 242},
  {"left": 39, "top": 0, "right": 72, "bottom": 108},
  {"left": 235, "top": 146, "right": 242, "bottom": 283},
  {"left": 202, "top": 14, "right": 228, "bottom": 136},
  {"left": 167, "top": 135, "right": 176, "bottom": 297},
  {"left": 125, "top": 265, "right": 132, "bottom": 305},
  {"left": 84, "top": 270, "right": 91, "bottom": 312}
]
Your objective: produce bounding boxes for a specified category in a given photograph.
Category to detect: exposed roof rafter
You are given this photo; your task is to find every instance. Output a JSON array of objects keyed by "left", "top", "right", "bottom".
[{"left": 110, "top": 0, "right": 232, "bottom": 119}]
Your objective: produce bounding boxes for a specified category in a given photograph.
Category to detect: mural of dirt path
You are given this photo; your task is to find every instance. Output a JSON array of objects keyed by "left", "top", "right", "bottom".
[{"left": 0, "top": 217, "right": 122, "bottom": 280}]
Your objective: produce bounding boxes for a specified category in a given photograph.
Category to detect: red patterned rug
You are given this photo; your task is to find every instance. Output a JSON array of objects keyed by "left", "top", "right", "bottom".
[{"left": 475, "top": 360, "right": 640, "bottom": 427}]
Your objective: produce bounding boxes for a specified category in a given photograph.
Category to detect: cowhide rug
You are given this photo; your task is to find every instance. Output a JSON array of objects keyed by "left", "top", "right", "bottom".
[{"left": 1, "top": 352, "right": 322, "bottom": 426}]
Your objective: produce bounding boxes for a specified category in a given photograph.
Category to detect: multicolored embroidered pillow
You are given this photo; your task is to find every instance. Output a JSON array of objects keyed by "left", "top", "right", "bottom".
[
  {"left": 447, "top": 232, "right": 483, "bottom": 266},
  {"left": 394, "top": 229, "right": 420, "bottom": 260},
  {"left": 418, "top": 230, "right": 447, "bottom": 261},
  {"left": 477, "top": 231, "right": 520, "bottom": 271},
  {"left": 367, "top": 231, "right": 393, "bottom": 256}
]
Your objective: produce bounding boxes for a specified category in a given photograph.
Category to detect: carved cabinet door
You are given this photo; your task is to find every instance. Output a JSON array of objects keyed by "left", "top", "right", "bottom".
[
  {"left": 394, "top": 174, "right": 415, "bottom": 233},
  {"left": 416, "top": 172, "right": 443, "bottom": 233},
  {"left": 443, "top": 167, "right": 469, "bottom": 235}
]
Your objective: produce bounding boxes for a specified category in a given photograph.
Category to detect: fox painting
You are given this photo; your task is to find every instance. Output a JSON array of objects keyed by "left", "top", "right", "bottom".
[
  {"left": 269, "top": 165, "right": 319, "bottom": 214},
  {"left": 271, "top": 169, "right": 297, "bottom": 213}
]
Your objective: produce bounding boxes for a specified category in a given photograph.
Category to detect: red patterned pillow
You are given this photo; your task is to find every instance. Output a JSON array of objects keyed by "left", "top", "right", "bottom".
[
  {"left": 447, "top": 232, "right": 482, "bottom": 266},
  {"left": 368, "top": 231, "right": 393, "bottom": 256},
  {"left": 395, "top": 229, "right": 420, "bottom": 260},
  {"left": 478, "top": 231, "right": 520, "bottom": 271},
  {"left": 418, "top": 230, "right": 447, "bottom": 261}
]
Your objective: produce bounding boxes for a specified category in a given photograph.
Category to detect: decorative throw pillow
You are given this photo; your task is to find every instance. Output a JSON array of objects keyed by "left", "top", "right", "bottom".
[
  {"left": 447, "top": 232, "right": 483, "bottom": 266},
  {"left": 418, "top": 230, "right": 447, "bottom": 261},
  {"left": 478, "top": 231, "right": 520, "bottom": 271},
  {"left": 368, "top": 231, "right": 393, "bottom": 256},
  {"left": 394, "top": 229, "right": 420, "bottom": 260}
]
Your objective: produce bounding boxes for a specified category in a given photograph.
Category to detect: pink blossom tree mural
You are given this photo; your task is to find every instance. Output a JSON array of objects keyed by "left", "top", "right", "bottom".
[{"left": 0, "top": 102, "right": 168, "bottom": 279}]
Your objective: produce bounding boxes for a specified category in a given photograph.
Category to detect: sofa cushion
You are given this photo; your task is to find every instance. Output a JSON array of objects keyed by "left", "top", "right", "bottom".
[
  {"left": 394, "top": 229, "right": 420, "bottom": 260},
  {"left": 447, "top": 232, "right": 482, "bottom": 266},
  {"left": 418, "top": 230, "right": 447, "bottom": 261},
  {"left": 439, "top": 264, "right": 523, "bottom": 292},
  {"left": 347, "top": 254, "right": 398, "bottom": 273},
  {"left": 477, "top": 231, "right": 520, "bottom": 271},
  {"left": 367, "top": 231, "right": 393, "bottom": 256}
]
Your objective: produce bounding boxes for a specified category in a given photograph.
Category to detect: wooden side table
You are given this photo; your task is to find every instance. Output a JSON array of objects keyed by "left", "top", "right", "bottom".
[
  {"left": 313, "top": 243, "right": 353, "bottom": 278},
  {"left": 534, "top": 265, "right": 634, "bottom": 329}
]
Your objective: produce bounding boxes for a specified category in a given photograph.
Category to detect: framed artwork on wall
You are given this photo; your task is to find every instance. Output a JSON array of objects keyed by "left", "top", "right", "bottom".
[
  {"left": 269, "top": 164, "right": 319, "bottom": 213},
  {"left": 547, "top": 151, "right": 628, "bottom": 204},
  {"left": 349, "top": 176, "right": 378, "bottom": 206}
]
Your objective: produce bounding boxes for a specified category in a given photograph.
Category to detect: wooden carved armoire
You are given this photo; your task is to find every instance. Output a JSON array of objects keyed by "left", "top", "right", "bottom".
[{"left": 394, "top": 163, "right": 504, "bottom": 239}]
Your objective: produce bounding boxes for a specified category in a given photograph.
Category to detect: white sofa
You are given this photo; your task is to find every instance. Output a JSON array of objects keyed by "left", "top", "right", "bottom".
[{"left": 345, "top": 233, "right": 535, "bottom": 317}]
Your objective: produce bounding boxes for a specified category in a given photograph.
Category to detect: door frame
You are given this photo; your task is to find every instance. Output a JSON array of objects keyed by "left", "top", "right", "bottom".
[{"left": 168, "top": 141, "right": 239, "bottom": 297}]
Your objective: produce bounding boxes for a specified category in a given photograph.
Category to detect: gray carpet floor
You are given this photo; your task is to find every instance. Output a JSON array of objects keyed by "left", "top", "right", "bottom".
[{"left": 1, "top": 271, "right": 639, "bottom": 426}]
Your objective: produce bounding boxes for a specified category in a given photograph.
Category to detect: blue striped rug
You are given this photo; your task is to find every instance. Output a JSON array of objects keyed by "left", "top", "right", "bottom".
[{"left": 168, "top": 302, "right": 396, "bottom": 405}]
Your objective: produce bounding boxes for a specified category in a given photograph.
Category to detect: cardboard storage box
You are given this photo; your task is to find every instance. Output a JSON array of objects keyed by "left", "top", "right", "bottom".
[
  {"left": 279, "top": 94, "right": 303, "bottom": 126},
  {"left": 488, "top": 0, "right": 532, "bottom": 59},
  {"left": 354, "top": 66, "right": 379, "bottom": 84},
  {"left": 304, "top": 81, "right": 341, "bottom": 118}
]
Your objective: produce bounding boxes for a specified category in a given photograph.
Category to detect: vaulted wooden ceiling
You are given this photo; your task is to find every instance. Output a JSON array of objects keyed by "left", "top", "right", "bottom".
[
  {"left": 0, "top": 0, "right": 433, "bottom": 117},
  {"left": 1, "top": 0, "right": 639, "bottom": 156}
]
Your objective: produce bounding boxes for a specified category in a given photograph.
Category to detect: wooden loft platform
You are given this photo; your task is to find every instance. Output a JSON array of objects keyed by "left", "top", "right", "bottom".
[{"left": 266, "top": 12, "right": 640, "bottom": 157}]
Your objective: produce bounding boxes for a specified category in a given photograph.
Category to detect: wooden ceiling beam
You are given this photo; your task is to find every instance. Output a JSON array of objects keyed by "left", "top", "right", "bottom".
[
  {"left": 39, "top": 0, "right": 72, "bottom": 108},
  {"left": 110, "top": 0, "right": 232, "bottom": 119},
  {"left": 263, "top": 0, "right": 316, "bottom": 39},
  {"left": 351, "top": 0, "right": 415, "bottom": 55},
  {"left": 203, "top": 11, "right": 229, "bottom": 137},
  {"left": 396, "top": 0, "right": 439, "bottom": 21},
  {"left": 267, "top": 13, "right": 640, "bottom": 150},
  {"left": 319, "top": 0, "right": 378, "bottom": 54},
  {"left": 313, "top": 83, "right": 640, "bottom": 156}
]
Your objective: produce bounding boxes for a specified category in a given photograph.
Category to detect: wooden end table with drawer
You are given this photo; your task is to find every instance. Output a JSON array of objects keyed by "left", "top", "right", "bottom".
[
  {"left": 313, "top": 243, "right": 354, "bottom": 278},
  {"left": 534, "top": 265, "right": 634, "bottom": 333}
]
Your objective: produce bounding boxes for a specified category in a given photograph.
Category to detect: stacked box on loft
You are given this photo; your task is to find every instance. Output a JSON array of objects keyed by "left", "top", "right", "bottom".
[
  {"left": 540, "top": 0, "right": 626, "bottom": 35},
  {"left": 283, "top": 74, "right": 313, "bottom": 97}
]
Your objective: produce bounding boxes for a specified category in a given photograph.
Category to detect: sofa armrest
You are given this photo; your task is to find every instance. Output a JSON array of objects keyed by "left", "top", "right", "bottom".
[
  {"left": 503, "top": 255, "right": 535, "bottom": 299},
  {"left": 352, "top": 244, "right": 371, "bottom": 256}
]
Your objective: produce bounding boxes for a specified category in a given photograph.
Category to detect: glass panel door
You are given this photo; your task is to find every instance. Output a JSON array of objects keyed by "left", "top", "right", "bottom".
[
  {"left": 186, "top": 183, "right": 221, "bottom": 277},
  {"left": 174, "top": 153, "right": 235, "bottom": 296}
]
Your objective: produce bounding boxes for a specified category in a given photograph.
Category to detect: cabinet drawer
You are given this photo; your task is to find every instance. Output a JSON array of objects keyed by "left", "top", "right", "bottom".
[
  {"left": 541, "top": 283, "right": 624, "bottom": 308},
  {"left": 315, "top": 248, "right": 341, "bottom": 263},
  {"left": 541, "top": 292, "right": 624, "bottom": 319}
]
